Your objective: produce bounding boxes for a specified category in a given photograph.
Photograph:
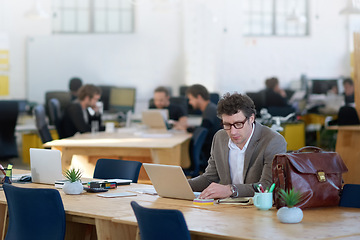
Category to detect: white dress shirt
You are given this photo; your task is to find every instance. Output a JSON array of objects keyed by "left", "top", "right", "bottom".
[{"left": 228, "top": 124, "right": 255, "bottom": 184}]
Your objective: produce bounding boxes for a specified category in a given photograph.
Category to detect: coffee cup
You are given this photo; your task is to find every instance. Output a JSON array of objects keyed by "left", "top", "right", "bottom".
[{"left": 253, "top": 192, "right": 273, "bottom": 210}]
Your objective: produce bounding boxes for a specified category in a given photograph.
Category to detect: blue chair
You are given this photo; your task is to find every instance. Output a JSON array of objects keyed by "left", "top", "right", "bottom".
[
  {"left": 49, "top": 98, "right": 66, "bottom": 139},
  {"left": 184, "top": 127, "right": 208, "bottom": 177},
  {"left": 34, "top": 104, "right": 53, "bottom": 144},
  {"left": 339, "top": 184, "right": 360, "bottom": 208},
  {"left": 93, "top": 158, "right": 142, "bottom": 183},
  {"left": 130, "top": 201, "right": 191, "bottom": 240},
  {"left": 3, "top": 184, "right": 66, "bottom": 240},
  {"left": 0, "top": 101, "right": 19, "bottom": 160}
]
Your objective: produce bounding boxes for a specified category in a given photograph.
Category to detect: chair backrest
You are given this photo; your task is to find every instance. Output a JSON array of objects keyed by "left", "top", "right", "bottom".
[
  {"left": 0, "top": 101, "right": 19, "bottom": 159},
  {"left": 130, "top": 201, "right": 191, "bottom": 240},
  {"left": 170, "top": 96, "right": 188, "bottom": 115},
  {"left": 3, "top": 184, "right": 66, "bottom": 240},
  {"left": 34, "top": 104, "right": 53, "bottom": 143},
  {"left": 49, "top": 98, "right": 64, "bottom": 138},
  {"left": 209, "top": 92, "right": 220, "bottom": 104},
  {"left": 45, "top": 91, "right": 71, "bottom": 124},
  {"left": 184, "top": 127, "right": 208, "bottom": 177},
  {"left": 339, "top": 184, "right": 360, "bottom": 208},
  {"left": 93, "top": 158, "right": 142, "bottom": 183},
  {"left": 337, "top": 106, "right": 360, "bottom": 125}
]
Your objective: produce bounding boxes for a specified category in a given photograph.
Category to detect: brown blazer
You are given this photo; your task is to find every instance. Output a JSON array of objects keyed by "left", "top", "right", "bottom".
[{"left": 188, "top": 121, "right": 287, "bottom": 197}]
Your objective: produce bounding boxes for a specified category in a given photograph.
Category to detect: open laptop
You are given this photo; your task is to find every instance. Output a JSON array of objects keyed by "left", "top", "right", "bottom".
[
  {"left": 30, "top": 148, "right": 63, "bottom": 184},
  {"left": 143, "top": 163, "right": 201, "bottom": 200},
  {"left": 141, "top": 109, "right": 169, "bottom": 131}
]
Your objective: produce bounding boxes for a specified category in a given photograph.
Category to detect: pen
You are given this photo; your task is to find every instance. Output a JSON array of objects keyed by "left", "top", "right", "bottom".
[
  {"left": 258, "top": 184, "right": 265, "bottom": 193},
  {"left": 269, "top": 183, "right": 276, "bottom": 193},
  {"left": 252, "top": 184, "right": 259, "bottom": 192}
]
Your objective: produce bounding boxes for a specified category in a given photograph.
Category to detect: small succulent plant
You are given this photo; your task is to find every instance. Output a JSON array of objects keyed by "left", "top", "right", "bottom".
[
  {"left": 278, "top": 188, "right": 302, "bottom": 208},
  {"left": 63, "top": 168, "right": 82, "bottom": 183}
]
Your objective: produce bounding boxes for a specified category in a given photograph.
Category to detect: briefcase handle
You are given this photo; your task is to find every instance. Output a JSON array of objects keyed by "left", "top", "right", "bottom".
[{"left": 294, "top": 146, "right": 323, "bottom": 153}]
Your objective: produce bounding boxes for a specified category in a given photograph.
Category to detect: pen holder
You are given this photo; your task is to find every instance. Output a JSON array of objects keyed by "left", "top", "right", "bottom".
[
  {"left": 253, "top": 192, "right": 273, "bottom": 210},
  {"left": 0, "top": 168, "right": 12, "bottom": 184}
]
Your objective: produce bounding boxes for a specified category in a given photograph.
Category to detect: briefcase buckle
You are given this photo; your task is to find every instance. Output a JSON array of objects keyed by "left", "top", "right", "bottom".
[{"left": 317, "top": 171, "right": 326, "bottom": 182}]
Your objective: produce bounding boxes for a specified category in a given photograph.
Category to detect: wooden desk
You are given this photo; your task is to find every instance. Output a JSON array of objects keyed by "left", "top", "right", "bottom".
[
  {"left": 43, "top": 130, "right": 192, "bottom": 178},
  {"left": 1, "top": 183, "right": 360, "bottom": 240},
  {"left": 327, "top": 125, "right": 360, "bottom": 184}
]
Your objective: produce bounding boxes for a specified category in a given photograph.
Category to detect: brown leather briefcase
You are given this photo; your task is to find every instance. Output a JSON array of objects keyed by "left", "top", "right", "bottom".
[{"left": 272, "top": 146, "right": 348, "bottom": 209}]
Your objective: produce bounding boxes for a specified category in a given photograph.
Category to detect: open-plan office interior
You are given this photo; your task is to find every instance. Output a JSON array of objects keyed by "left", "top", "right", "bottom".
[{"left": 1, "top": 1, "right": 360, "bottom": 239}]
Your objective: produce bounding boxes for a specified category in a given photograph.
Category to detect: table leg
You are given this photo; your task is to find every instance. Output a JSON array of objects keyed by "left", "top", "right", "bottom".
[
  {"left": 0, "top": 203, "right": 7, "bottom": 240},
  {"left": 95, "top": 219, "right": 137, "bottom": 240}
]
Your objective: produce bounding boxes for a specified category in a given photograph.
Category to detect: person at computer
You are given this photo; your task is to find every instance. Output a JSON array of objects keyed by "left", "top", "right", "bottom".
[
  {"left": 264, "top": 77, "right": 289, "bottom": 107},
  {"left": 151, "top": 86, "right": 188, "bottom": 130},
  {"left": 343, "top": 78, "right": 355, "bottom": 106},
  {"left": 60, "top": 84, "right": 104, "bottom": 138},
  {"left": 69, "top": 77, "right": 83, "bottom": 101},
  {"left": 186, "top": 84, "right": 222, "bottom": 161},
  {"left": 188, "top": 93, "right": 287, "bottom": 199}
]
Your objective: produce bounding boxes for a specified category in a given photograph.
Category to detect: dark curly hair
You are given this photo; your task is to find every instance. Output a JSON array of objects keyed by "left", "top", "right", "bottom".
[{"left": 217, "top": 93, "right": 256, "bottom": 118}]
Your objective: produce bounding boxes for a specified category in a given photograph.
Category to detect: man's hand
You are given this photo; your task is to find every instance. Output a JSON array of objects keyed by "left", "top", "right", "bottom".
[{"left": 198, "top": 182, "right": 233, "bottom": 199}]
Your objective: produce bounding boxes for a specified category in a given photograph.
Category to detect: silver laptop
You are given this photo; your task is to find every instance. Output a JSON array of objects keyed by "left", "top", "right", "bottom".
[
  {"left": 30, "top": 148, "right": 63, "bottom": 184},
  {"left": 141, "top": 109, "right": 169, "bottom": 131},
  {"left": 143, "top": 163, "right": 201, "bottom": 200}
]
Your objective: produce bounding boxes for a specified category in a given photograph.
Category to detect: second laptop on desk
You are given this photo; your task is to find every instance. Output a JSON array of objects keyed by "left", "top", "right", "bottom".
[{"left": 143, "top": 163, "right": 201, "bottom": 200}]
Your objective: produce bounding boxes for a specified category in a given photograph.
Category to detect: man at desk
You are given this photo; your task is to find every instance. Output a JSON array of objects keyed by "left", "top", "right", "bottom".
[
  {"left": 189, "top": 93, "right": 287, "bottom": 198},
  {"left": 60, "top": 84, "right": 104, "bottom": 138},
  {"left": 186, "top": 84, "right": 222, "bottom": 161},
  {"left": 151, "top": 86, "right": 188, "bottom": 130}
]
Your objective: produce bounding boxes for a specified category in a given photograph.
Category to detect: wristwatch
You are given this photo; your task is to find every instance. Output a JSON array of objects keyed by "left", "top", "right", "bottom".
[{"left": 230, "top": 184, "right": 239, "bottom": 198}]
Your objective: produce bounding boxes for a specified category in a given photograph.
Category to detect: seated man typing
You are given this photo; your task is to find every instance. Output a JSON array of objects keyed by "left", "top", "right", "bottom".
[{"left": 188, "top": 93, "right": 287, "bottom": 198}]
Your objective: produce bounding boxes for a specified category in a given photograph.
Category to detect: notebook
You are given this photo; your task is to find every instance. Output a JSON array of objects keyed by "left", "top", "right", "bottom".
[
  {"left": 143, "top": 163, "right": 201, "bottom": 200},
  {"left": 141, "top": 109, "right": 169, "bottom": 131},
  {"left": 30, "top": 148, "right": 63, "bottom": 184}
]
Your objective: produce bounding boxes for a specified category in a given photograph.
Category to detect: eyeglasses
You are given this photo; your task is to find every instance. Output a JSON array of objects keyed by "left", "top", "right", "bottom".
[{"left": 223, "top": 118, "right": 248, "bottom": 130}]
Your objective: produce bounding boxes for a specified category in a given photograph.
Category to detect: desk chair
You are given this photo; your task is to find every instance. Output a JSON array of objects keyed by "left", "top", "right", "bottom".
[
  {"left": 45, "top": 91, "right": 71, "bottom": 124},
  {"left": 0, "top": 101, "right": 19, "bottom": 160},
  {"left": 93, "top": 158, "right": 142, "bottom": 183},
  {"left": 130, "top": 201, "right": 191, "bottom": 240},
  {"left": 339, "top": 184, "right": 360, "bottom": 208},
  {"left": 183, "top": 127, "right": 208, "bottom": 177},
  {"left": 3, "top": 184, "right": 66, "bottom": 240},
  {"left": 49, "top": 98, "right": 65, "bottom": 138},
  {"left": 34, "top": 104, "right": 53, "bottom": 143}
]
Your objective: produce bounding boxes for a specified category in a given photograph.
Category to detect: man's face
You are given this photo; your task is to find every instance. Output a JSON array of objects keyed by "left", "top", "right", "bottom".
[
  {"left": 222, "top": 111, "right": 254, "bottom": 149},
  {"left": 154, "top": 92, "right": 169, "bottom": 109},
  {"left": 187, "top": 94, "right": 200, "bottom": 110},
  {"left": 87, "top": 94, "right": 101, "bottom": 108},
  {"left": 344, "top": 83, "right": 354, "bottom": 96}
]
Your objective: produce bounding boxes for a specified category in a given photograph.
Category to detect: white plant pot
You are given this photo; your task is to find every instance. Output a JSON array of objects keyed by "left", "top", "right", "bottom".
[
  {"left": 63, "top": 181, "right": 84, "bottom": 195},
  {"left": 277, "top": 207, "right": 303, "bottom": 224}
]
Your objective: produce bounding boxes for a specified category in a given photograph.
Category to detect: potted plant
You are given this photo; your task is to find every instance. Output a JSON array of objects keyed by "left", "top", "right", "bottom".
[
  {"left": 62, "top": 168, "right": 84, "bottom": 195},
  {"left": 276, "top": 188, "right": 303, "bottom": 224}
]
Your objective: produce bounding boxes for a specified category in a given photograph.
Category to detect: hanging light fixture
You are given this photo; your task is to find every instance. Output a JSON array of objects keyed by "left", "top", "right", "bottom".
[
  {"left": 25, "top": 0, "right": 49, "bottom": 19},
  {"left": 340, "top": 0, "right": 360, "bottom": 15}
]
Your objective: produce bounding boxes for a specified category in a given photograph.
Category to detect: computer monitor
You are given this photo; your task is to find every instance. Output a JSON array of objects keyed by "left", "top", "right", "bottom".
[
  {"left": 310, "top": 79, "right": 339, "bottom": 94},
  {"left": 109, "top": 87, "right": 136, "bottom": 113}
]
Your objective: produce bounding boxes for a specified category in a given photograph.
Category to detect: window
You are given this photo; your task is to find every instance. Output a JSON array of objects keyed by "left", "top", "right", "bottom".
[
  {"left": 52, "top": 0, "right": 134, "bottom": 34},
  {"left": 243, "top": 0, "right": 309, "bottom": 36}
]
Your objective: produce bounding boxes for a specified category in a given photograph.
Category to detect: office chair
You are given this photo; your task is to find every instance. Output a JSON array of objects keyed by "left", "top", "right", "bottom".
[
  {"left": 246, "top": 91, "right": 266, "bottom": 117},
  {"left": 45, "top": 91, "right": 71, "bottom": 124},
  {"left": 209, "top": 92, "right": 220, "bottom": 104},
  {"left": 49, "top": 98, "right": 65, "bottom": 138},
  {"left": 0, "top": 101, "right": 19, "bottom": 160},
  {"left": 34, "top": 104, "right": 53, "bottom": 143},
  {"left": 130, "top": 201, "right": 191, "bottom": 240},
  {"left": 3, "top": 184, "right": 66, "bottom": 240},
  {"left": 170, "top": 96, "right": 188, "bottom": 115},
  {"left": 183, "top": 127, "right": 208, "bottom": 177},
  {"left": 93, "top": 158, "right": 142, "bottom": 183},
  {"left": 339, "top": 184, "right": 360, "bottom": 208}
]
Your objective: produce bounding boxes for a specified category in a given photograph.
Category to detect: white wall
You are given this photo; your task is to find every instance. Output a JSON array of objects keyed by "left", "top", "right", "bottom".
[{"left": 0, "top": 0, "right": 354, "bottom": 112}]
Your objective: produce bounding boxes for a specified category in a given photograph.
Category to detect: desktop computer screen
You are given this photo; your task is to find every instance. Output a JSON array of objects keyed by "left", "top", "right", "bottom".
[
  {"left": 310, "top": 79, "right": 339, "bottom": 94},
  {"left": 109, "top": 87, "right": 136, "bottom": 113}
]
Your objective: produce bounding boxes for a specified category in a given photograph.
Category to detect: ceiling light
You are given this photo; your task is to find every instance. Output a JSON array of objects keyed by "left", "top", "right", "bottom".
[{"left": 25, "top": 0, "right": 49, "bottom": 20}]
